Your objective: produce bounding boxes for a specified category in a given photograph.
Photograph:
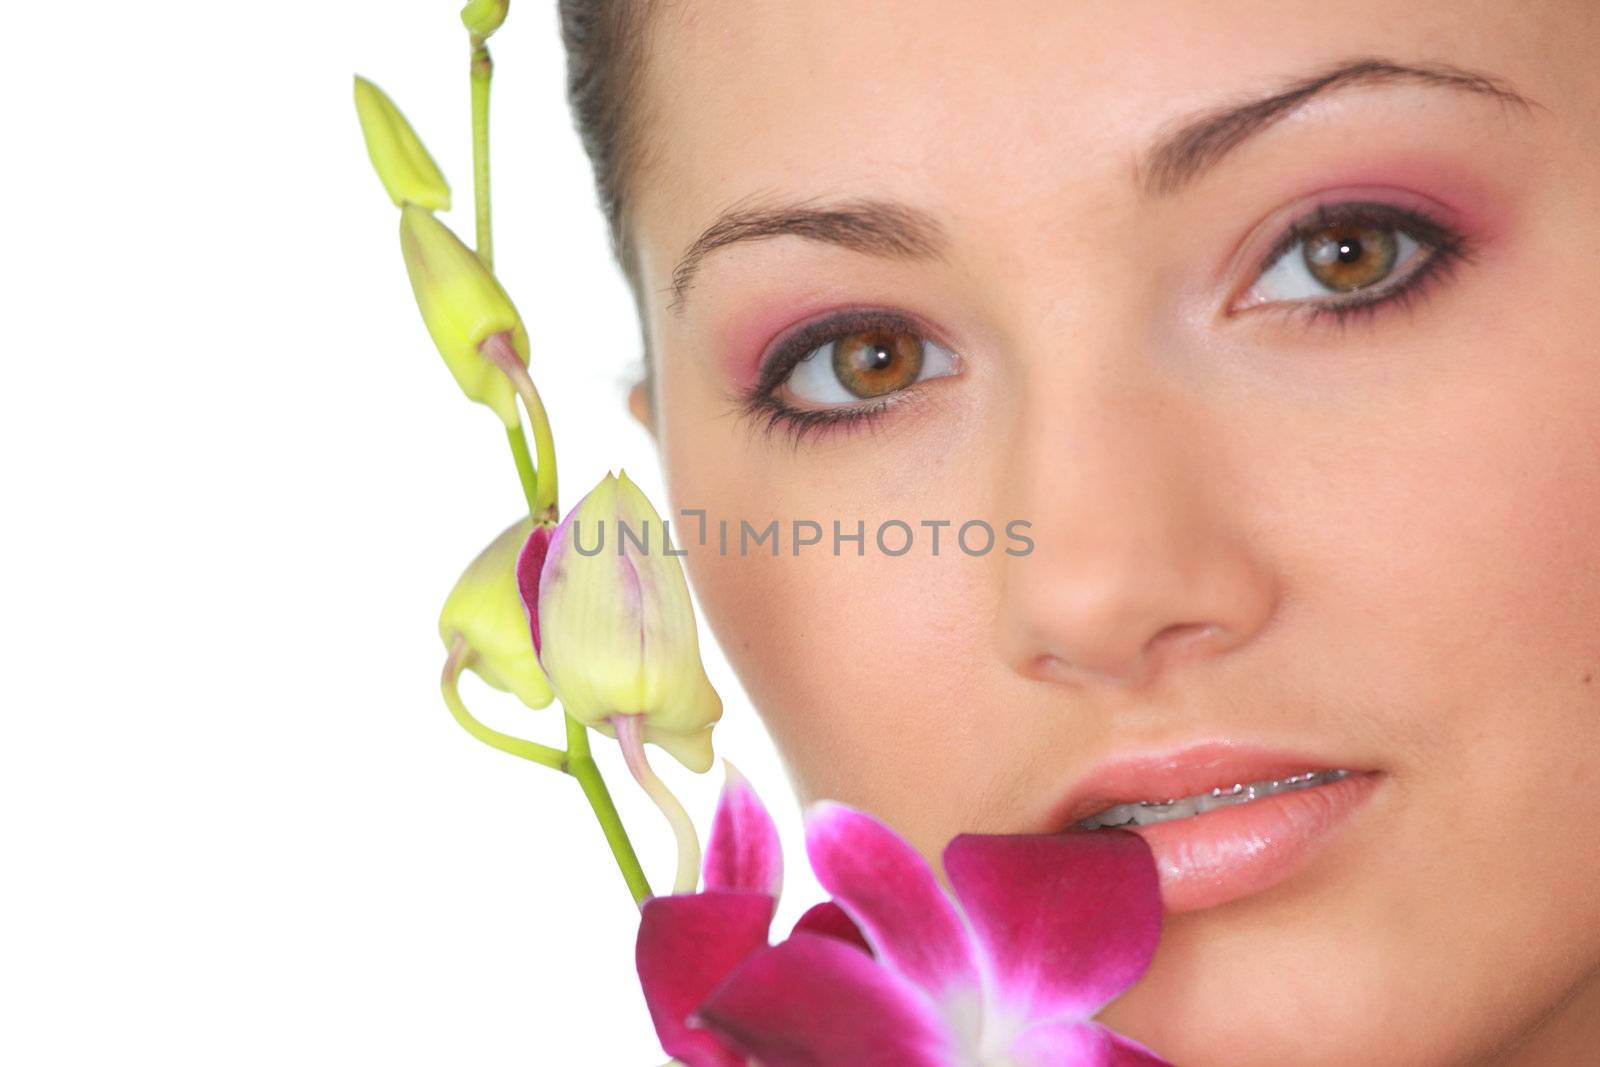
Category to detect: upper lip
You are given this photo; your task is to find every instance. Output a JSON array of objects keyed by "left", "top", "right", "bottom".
[{"left": 1049, "top": 739, "right": 1379, "bottom": 830}]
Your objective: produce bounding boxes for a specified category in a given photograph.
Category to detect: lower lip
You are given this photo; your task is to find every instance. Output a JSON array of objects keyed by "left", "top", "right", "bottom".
[{"left": 1079, "top": 771, "right": 1384, "bottom": 913}]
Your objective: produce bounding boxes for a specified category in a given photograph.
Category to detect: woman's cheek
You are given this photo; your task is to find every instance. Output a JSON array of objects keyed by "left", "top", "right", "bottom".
[{"left": 671, "top": 475, "right": 995, "bottom": 842}]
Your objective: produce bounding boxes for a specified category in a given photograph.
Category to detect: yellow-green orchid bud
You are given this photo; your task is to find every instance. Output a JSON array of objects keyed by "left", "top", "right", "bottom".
[
  {"left": 352, "top": 76, "right": 451, "bottom": 211},
  {"left": 440, "top": 517, "right": 553, "bottom": 710},
  {"left": 460, "top": 0, "right": 508, "bottom": 38},
  {"left": 516, "top": 471, "right": 722, "bottom": 773},
  {"left": 399, "top": 203, "right": 529, "bottom": 428}
]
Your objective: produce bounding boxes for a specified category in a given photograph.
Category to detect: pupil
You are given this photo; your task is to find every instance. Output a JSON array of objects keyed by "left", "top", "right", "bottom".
[
  {"left": 832, "top": 329, "right": 924, "bottom": 399},
  {"left": 1302, "top": 223, "right": 1398, "bottom": 292}
]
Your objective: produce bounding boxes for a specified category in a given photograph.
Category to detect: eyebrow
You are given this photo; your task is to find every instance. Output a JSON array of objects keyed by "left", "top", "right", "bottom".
[
  {"left": 1139, "top": 56, "right": 1537, "bottom": 195},
  {"left": 666, "top": 57, "right": 1536, "bottom": 314},
  {"left": 665, "top": 195, "right": 948, "bottom": 314}
]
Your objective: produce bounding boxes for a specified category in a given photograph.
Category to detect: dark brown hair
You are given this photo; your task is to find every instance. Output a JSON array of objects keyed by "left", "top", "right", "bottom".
[{"left": 557, "top": 0, "right": 660, "bottom": 312}]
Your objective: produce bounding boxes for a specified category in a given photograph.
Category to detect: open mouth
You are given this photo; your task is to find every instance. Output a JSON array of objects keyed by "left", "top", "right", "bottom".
[{"left": 1071, "top": 768, "right": 1353, "bottom": 831}]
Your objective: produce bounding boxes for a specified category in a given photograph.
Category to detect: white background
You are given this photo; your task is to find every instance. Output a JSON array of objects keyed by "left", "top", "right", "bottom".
[{"left": 1, "top": 2, "right": 821, "bottom": 1062}]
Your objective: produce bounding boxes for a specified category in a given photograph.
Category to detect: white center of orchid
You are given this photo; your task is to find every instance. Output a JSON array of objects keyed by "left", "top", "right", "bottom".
[{"left": 956, "top": 986, "right": 1036, "bottom": 1067}]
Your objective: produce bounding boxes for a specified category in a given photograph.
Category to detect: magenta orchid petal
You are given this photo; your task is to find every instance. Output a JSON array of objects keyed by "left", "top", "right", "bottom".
[
  {"left": 1007, "top": 1021, "right": 1173, "bottom": 1067},
  {"left": 790, "top": 900, "right": 873, "bottom": 956},
  {"left": 635, "top": 891, "right": 776, "bottom": 1067},
  {"left": 942, "top": 830, "right": 1162, "bottom": 1022},
  {"left": 1102, "top": 1026, "right": 1175, "bottom": 1066},
  {"left": 513, "top": 521, "right": 553, "bottom": 656},
  {"left": 1007, "top": 1020, "right": 1116, "bottom": 1066},
  {"left": 1011, "top": 1017, "right": 1177, "bottom": 1067},
  {"left": 805, "top": 802, "right": 984, "bottom": 1028},
  {"left": 702, "top": 762, "right": 783, "bottom": 898},
  {"left": 694, "top": 932, "right": 957, "bottom": 1067}
]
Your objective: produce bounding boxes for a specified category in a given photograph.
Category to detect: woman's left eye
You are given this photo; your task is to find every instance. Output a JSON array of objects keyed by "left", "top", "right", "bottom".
[{"left": 1234, "top": 202, "right": 1467, "bottom": 314}]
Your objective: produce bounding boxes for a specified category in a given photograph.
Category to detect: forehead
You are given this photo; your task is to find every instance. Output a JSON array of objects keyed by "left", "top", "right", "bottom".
[{"left": 629, "top": 0, "right": 1553, "bottom": 294}]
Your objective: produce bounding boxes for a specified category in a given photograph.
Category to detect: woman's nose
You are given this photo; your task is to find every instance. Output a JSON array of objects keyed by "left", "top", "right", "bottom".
[{"left": 993, "top": 366, "right": 1280, "bottom": 692}]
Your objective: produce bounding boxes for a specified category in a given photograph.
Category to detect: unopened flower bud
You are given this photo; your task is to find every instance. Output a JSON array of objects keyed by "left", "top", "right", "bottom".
[
  {"left": 352, "top": 76, "right": 451, "bottom": 211},
  {"left": 460, "top": 0, "right": 508, "bottom": 38},
  {"left": 399, "top": 203, "right": 529, "bottom": 427},
  {"left": 440, "top": 517, "right": 553, "bottom": 710},
  {"left": 517, "top": 471, "right": 721, "bottom": 772}
]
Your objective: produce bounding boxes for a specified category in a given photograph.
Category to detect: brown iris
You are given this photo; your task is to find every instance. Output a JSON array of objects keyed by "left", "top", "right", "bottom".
[
  {"left": 1302, "top": 222, "right": 1399, "bottom": 292},
  {"left": 832, "top": 328, "right": 924, "bottom": 399}
]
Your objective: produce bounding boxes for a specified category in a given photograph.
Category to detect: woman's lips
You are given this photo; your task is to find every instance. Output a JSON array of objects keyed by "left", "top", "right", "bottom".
[{"left": 1052, "top": 742, "right": 1384, "bottom": 913}]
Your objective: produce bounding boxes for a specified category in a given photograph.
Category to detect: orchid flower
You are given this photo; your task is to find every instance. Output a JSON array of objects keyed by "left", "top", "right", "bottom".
[
  {"left": 438, "top": 516, "right": 553, "bottom": 710},
  {"left": 352, "top": 75, "right": 451, "bottom": 211},
  {"left": 459, "top": 0, "right": 508, "bottom": 38},
  {"left": 635, "top": 765, "right": 870, "bottom": 1067},
  {"left": 517, "top": 470, "right": 722, "bottom": 773},
  {"left": 397, "top": 203, "right": 531, "bottom": 432},
  {"left": 692, "top": 804, "right": 1173, "bottom": 1067},
  {"left": 520, "top": 470, "right": 725, "bottom": 893}
]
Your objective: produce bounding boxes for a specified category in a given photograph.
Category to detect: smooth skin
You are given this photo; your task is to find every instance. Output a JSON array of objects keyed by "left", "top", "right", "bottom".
[{"left": 619, "top": 1, "right": 1600, "bottom": 1062}]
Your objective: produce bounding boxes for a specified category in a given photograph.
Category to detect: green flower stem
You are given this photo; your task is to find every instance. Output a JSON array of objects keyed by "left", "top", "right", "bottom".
[
  {"left": 442, "top": 634, "right": 565, "bottom": 769},
  {"left": 526, "top": 370, "right": 559, "bottom": 519},
  {"left": 449, "top": 26, "right": 645, "bottom": 915},
  {"left": 465, "top": 37, "right": 559, "bottom": 522},
  {"left": 564, "top": 714, "right": 654, "bottom": 907},
  {"left": 469, "top": 38, "right": 493, "bottom": 268},
  {"left": 443, "top": 635, "right": 654, "bottom": 907},
  {"left": 481, "top": 333, "right": 560, "bottom": 522},
  {"left": 505, "top": 421, "right": 539, "bottom": 517}
]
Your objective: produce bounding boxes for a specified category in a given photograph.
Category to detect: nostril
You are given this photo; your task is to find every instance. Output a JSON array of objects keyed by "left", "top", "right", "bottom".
[
  {"left": 1014, "top": 625, "right": 1229, "bottom": 689},
  {"left": 1025, "top": 651, "right": 1154, "bottom": 689},
  {"left": 1149, "top": 622, "right": 1223, "bottom": 662},
  {"left": 1028, "top": 653, "right": 1076, "bottom": 683}
]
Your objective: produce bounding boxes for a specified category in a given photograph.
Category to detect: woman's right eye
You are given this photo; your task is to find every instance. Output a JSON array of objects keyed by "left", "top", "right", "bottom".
[
  {"left": 774, "top": 324, "right": 959, "bottom": 408},
  {"left": 1230, "top": 200, "right": 1471, "bottom": 319}
]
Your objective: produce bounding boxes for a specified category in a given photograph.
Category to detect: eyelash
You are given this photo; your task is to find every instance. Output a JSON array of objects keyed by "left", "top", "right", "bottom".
[
  {"left": 738, "top": 202, "right": 1475, "bottom": 445},
  {"left": 1242, "top": 200, "right": 1474, "bottom": 330},
  {"left": 737, "top": 307, "right": 933, "bottom": 448}
]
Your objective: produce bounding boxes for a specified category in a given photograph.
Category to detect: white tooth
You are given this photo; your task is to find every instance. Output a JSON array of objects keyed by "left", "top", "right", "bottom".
[
  {"left": 1257, "top": 770, "right": 1330, "bottom": 798},
  {"left": 1195, "top": 787, "right": 1252, "bottom": 815},
  {"left": 1078, "top": 769, "right": 1355, "bottom": 830},
  {"left": 1130, "top": 797, "right": 1200, "bottom": 825},
  {"left": 1090, "top": 803, "right": 1138, "bottom": 828}
]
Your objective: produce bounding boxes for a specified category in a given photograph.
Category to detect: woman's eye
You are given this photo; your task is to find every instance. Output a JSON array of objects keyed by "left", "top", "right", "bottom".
[
  {"left": 777, "top": 325, "right": 958, "bottom": 407},
  {"left": 1235, "top": 204, "right": 1459, "bottom": 312}
]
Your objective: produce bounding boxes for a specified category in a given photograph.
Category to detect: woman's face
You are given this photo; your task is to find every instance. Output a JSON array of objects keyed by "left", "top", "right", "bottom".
[{"left": 623, "top": 0, "right": 1600, "bottom": 1062}]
